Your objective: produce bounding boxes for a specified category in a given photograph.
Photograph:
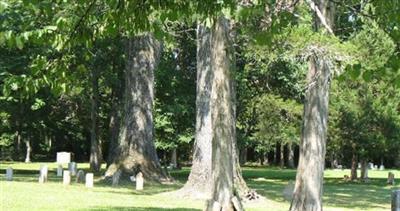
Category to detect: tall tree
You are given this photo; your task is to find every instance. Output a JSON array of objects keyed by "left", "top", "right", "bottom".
[
  {"left": 205, "top": 16, "right": 243, "bottom": 211},
  {"left": 290, "top": 0, "right": 334, "bottom": 210},
  {"left": 105, "top": 34, "right": 170, "bottom": 182}
]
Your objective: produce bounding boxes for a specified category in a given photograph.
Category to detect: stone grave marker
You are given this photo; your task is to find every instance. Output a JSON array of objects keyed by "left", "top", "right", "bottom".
[
  {"left": 6, "top": 167, "right": 13, "bottom": 181},
  {"left": 388, "top": 172, "right": 396, "bottom": 185},
  {"left": 136, "top": 172, "right": 144, "bottom": 190},
  {"left": 57, "top": 152, "right": 71, "bottom": 164},
  {"left": 380, "top": 165, "right": 385, "bottom": 171},
  {"left": 374, "top": 165, "right": 378, "bottom": 170},
  {"left": 112, "top": 169, "right": 122, "bottom": 186},
  {"left": 39, "top": 165, "right": 48, "bottom": 183},
  {"left": 369, "top": 162, "right": 374, "bottom": 169},
  {"left": 76, "top": 170, "right": 85, "bottom": 183},
  {"left": 392, "top": 190, "right": 400, "bottom": 211},
  {"left": 57, "top": 164, "right": 63, "bottom": 177},
  {"left": 85, "top": 173, "right": 94, "bottom": 188},
  {"left": 68, "top": 162, "right": 77, "bottom": 176},
  {"left": 63, "top": 170, "right": 71, "bottom": 185}
]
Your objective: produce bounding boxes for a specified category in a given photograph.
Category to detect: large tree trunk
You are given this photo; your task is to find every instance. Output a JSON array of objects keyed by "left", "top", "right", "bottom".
[
  {"left": 287, "top": 142, "right": 295, "bottom": 168},
  {"left": 360, "top": 159, "right": 368, "bottom": 182},
  {"left": 105, "top": 34, "right": 170, "bottom": 182},
  {"left": 205, "top": 16, "right": 243, "bottom": 211},
  {"left": 290, "top": 1, "right": 333, "bottom": 210},
  {"left": 179, "top": 21, "right": 252, "bottom": 202},
  {"left": 350, "top": 152, "right": 358, "bottom": 181},
  {"left": 24, "top": 138, "right": 31, "bottom": 163},
  {"left": 90, "top": 68, "right": 102, "bottom": 172}
]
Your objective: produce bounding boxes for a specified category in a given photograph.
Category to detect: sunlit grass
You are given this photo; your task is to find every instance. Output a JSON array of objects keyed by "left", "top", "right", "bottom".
[{"left": 1, "top": 162, "right": 399, "bottom": 211}]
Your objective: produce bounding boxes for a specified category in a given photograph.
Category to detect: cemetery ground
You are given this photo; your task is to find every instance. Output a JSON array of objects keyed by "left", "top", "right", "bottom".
[{"left": 0, "top": 162, "right": 399, "bottom": 211}]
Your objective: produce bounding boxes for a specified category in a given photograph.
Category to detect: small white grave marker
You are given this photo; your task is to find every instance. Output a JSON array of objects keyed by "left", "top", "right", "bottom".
[
  {"left": 85, "top": 173, "right": 94, "bottom": 188},
  {"left": 136, "top": 172, "right": 144, "bottom": 190},
  {"left": 379, "top": 165, "right": 385, "bottom": 171},
  {"left": 39, "top": 165, "right": 48, "bottom": 183},
  {"left": 68, "top": 162, "right": 77, "bottom": 176},
  {"left": 57, "top": 165, "right": 63, "bottom": 177},
  {"left": 63, "top": 170, "right": 71, "bottom": 185},
  {"left": 6, "top": 167, "right": 13, "bottom": 181},
  {"left": 57, "top": 152, "right": 71, "bottom": 164}
]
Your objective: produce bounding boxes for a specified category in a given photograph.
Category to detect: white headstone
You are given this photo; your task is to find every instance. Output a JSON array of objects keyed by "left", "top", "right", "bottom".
[
  {"left": 39, "top": 165, "right": 48, "bottom": 183},
  {"left": 136, "top": 172, "right": 144, "bottom": 190},
  {"left": 369, "top": 162, "right": 374, "bottom": 169},
  {"left": 85, "top": 173, "right": 94, "bottom": 188},
  {"left": 57, "top": 152, "right": 71, "bottom": 164},
  {"left": 68, "top": 162, "right": 77, "bottom": 176},
  {"left": 374, "top": 165, "right": 378, "bottom": 170},
  {"left": 358, "top": 163, "right": 361, "bottom": 169},
  {"left": 63, "top": 170, "right": 71, "bottom": 185},
  {"left": 379, "top": 165, "right": 385, "bottom": 171},
  {"left": 57, "top": 165, "right": 63, "bottom": 177},
  {"left": 76, "top": 170, "right": 85, "bottom": 183},
  {"left": 112, "top": 170, "right": 121, "bottom": 186},
  {"left": 6, "top": 167, "right": 13, "bottom": 181}
]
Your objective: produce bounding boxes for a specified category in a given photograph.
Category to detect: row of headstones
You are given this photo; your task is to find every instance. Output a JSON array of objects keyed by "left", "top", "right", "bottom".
[
  {"left": 362, "top": 162, "right": 385, "bottom": 170},
  {"left": 5, "top": 164, "right": 93, "bottom": 188}
]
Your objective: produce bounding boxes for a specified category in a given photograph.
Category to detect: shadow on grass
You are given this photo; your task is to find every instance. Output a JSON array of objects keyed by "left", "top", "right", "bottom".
[{"left": 77, "top": 206, "right": 200, "bottom": 211}]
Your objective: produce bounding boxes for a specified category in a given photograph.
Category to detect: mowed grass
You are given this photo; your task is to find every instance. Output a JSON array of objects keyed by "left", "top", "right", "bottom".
[{"left": 0, "top": 162, "right": 399, "bottom": 211}]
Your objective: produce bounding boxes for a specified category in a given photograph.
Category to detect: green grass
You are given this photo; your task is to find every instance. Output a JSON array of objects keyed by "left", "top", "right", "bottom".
[{"left": 0, "top": 162, "right": 399, "bottom": 211}]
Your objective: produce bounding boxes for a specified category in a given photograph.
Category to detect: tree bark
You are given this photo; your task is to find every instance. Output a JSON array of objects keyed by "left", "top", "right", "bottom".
[
  {"left": 105, "top": 34, "right": 170, "bottom": 182},
  {"left": 205, "top": 16, "right": 243, "bottom": 211},
  {"left": 280, "top": 143, "right": 285, "bottom": 168},
  {"left": 240, "top": 147, "right": 248, "bottom": 165},
  {"left": 171, "top": 148, "right": 178, "bottom": 168},
  {"left": 90, "top": 68, "right": 102, "bottom": 172},
  {"left": 288, "top": 142, "right": 295, "bottom": 168},
  {"left": 180, "top": 21, "right": 252, "bottom": 201},
  {"left": 350, "top": 152, "right": 358, "bottom": 181},
  {"left": 360, "top": 159, "right": 368, "bottom": 182},
  {"left": 24, "top": 138, "right": 31, "bottom": 163},
  {"left": 290, "top": 1, "right": 333, "bottom": 210}
]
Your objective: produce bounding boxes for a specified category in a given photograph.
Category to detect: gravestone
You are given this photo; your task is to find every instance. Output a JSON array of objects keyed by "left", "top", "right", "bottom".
[
  {"left": 374, "top": 165, "right": 378, "bottom": 170},
  {"left": 388, "top": 172, "right": 395, "bottom": 185},
  {"left": 63, "top": 170, "right": 70, "bottom": 185},
  {"left": 392, "top": 190, "right": 400, "bottom": 211},
  {"left": 112, "top": 169, "right": 122, "bottom": 186},
  {"left": 56, "top": 152, "right": 71, "bottom": 164},
  {"left": 76, "top": 170, "right": 85, "bottom": 183},
  {"left": 57, "top": 165, "right": 63, "bottom": 177},
  {"left": 380, "top": 165, "right": 385, "bottom": 171},
  {"left": 6, "top": 167, "right": 13, "bottom": 181},
  {"left": 369, "top": 162, "right": 374, "bottom": 169},
  {"left": 358, "top": 163, "right": 361, "bottom": 169},
  {"left": 85, "top": 173, "right": 94, "bottom": 188},
  {"left": 68, "top": 162, "right": 77, "bottom": 176},
  {"left": 39, "top": 165, "right": 48, "bottom": 183},
  {"left": 136, "top": 172, "right": 144, "bottom": 190}
]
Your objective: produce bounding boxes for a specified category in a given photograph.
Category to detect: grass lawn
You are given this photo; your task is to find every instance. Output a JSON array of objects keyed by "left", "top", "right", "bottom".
[{"left": 1, "top": 162, "right": 399, "bottom": 211}]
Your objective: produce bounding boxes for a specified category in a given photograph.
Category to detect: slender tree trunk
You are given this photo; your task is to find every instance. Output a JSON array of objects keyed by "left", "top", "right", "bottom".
[
  {"left": 171, "top": 148, "right": 178, "bottom": 168},
  {"left": 107, "top": 93, "right": 121, "bottom": 167},
  {"left": 288, "top": 142, "right": 295, "bottom": 168},
  {"left": 263, "top": 152, "right": 269, "bottom": 166},
  {"left": 240, "top": 147, "right": 248, "bottom": 165},
  {"left": 105, "top": 34, "right": 170, "bottom": 182},
  {"left": 90, "top": 68, "right": 102, "bottom": 172},
  {"left": 350, "top": 152, "right": 358, "bottom": 181},
  {"left": 205, "top": 16, "right": 243, "bottom": 211},
  {"left": 290, "top": 1, "right": 333, "bottom": 210},
  {"left": 24, "top": 138, "right": 31, "bottom": 163},
  {"left": 280, "top": 143, "right": 285, "bottom": 168}
]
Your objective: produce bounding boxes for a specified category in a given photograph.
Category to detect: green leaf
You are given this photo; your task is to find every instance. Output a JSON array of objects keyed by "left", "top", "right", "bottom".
[
  {"left": 15, "top": 36, "right": 23, "bottom": 49},
  {"left": 362, "top": 70, "right": 373, "bottom": 82}
]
